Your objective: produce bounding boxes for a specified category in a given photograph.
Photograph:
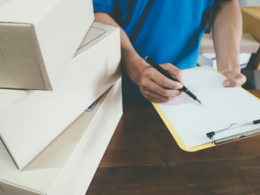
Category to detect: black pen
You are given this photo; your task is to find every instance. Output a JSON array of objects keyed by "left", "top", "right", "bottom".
[{"left": 145, "top": 56, "right": 202, "bottom": 104}]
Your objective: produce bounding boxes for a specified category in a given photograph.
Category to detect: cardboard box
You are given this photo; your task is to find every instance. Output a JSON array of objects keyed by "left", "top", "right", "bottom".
[
  {"left": 0, "top": 22, "right": 121, "bottom": 170},
  {"left": 0, "top": 0, "right": 94, "bottom": 90},
  {"left": 0, "top": 79, "right": 123, "bottom": 195},
  {"left": 242, "top": 7, "right": 260, "bottom": 42},
  {"left": 200, "top": 33, "right": 259, "bottom": 53}
]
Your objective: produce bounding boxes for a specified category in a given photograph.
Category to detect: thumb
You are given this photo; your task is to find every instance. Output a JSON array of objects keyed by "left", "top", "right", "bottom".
[{"left": 223, "top": 79, "right": 238, "bottom": 87}]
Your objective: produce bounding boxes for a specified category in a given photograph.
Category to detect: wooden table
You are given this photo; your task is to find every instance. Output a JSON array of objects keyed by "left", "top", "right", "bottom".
[{"left": 86, "top": 90, "right": 260, "bottom": 195}]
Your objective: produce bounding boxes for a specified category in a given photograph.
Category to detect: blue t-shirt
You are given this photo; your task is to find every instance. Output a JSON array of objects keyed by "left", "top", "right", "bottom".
[{"left": 93, "top": 0, "right": 221, "bottom": 104}]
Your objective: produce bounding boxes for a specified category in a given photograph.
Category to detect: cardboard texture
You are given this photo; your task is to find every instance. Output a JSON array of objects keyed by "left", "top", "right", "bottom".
[
  {"left": 200, "top": 33, "right": 259, "bottom": 53},
  {"left": 0, "top": 79, "right": 123, "bottom": 195},
  {"left": 0, "top": 22, "right": 121, "bottom": 170},
  {"left": 242, "top": 7, "right": 260, "bottom": 70},
  {"left": 242, "top": 7, "right": 260, "bottom": 42},
  {"left": 0, "top": 0, "right": 94, "bottom": 90}
]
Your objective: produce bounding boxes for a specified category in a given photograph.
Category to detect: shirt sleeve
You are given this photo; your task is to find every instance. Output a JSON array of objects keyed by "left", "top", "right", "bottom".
[{"left": 93, "top": 0, "right": 115, "bottom": 13}]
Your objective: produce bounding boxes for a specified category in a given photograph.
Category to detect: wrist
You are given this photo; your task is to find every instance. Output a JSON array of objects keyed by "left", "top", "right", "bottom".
[
  {"left": 121, "top": 48, "right": 149, "bottom": 84},
  {"left": 217, "top": 59, "right": 240, "bottom": 73}
]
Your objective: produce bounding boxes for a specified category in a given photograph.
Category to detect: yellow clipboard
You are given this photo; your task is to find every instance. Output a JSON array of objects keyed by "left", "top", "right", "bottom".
[{"left": 152, "top": 66, "right": 260, "bottom": 152}]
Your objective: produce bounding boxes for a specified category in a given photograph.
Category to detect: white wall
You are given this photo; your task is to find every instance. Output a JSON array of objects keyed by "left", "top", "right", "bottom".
[{"left": 240, "top": 0, "right": 260, "bottom": 8}]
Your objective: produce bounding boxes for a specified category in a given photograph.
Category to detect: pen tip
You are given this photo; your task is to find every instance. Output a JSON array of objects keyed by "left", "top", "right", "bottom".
[{"left": 196, "top": 99, "right": 202, "bottom": 104}]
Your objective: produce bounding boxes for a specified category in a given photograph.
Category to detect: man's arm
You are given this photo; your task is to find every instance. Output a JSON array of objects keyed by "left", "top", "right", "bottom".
[
  {"left": 94, "top": 13, "right": 183, "bottom": 102},
  {"left": 213, "top": 0, "right": 246, "bottom": 87}
]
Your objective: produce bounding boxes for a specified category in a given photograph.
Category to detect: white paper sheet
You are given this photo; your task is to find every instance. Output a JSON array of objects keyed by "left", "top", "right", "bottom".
[{"left": 157, "top": 66, "right": 260, "bottom": 148}]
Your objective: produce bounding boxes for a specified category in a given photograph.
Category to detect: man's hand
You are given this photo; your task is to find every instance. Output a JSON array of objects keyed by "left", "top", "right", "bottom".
[
  {"left": 93, "top": 13, "right": 183, "bottom": 103},
  {"left": 220, "top": 70, "right": 246, "bottom": 87},
  {"left": 132, "top": 58, "right": 183, "bottom": 102}
]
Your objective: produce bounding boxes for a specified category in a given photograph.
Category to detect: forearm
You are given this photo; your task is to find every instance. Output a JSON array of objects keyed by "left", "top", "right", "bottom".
[
  {"left": 213, "top": 0, "right": 242, "bottom": 72},
  {"left": 94, "top": 12, "right": 148, "bottom": 83}
]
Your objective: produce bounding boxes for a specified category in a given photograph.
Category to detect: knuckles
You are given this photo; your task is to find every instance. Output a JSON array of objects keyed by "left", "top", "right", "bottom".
[
  {"left": 165, "top": 96, "right": 172, "bottom": 102},
  {"left": 165, "top": 63, "right": 172, "bottom": 67},
  {"left": 161, "top": 63, "right": 183, "bottom": 78},
  {"left": 162, "top": 96, "right": 172, "bottom": 102},
  {"left": 161, "top": 78, "right": 169, "bottom": 87},
  {"left": 230, "top": 79, "right": 238, "bottom": 87},
  {"left": 140, "top": 88, "right": 150, "bottom": 99},
  {"left": 140, "top": 79, "right": 148, "bottom": 88},
  {"left": 143, "top": 90, "right": 149, "bottom": 97},
  {"left": 142, "top": 67, "right": 153, "bottom": 77},
  {"left": 162, "top": 90, "right": 169, "bottom": 97},
  {"left": 162, "top": 90, "right": 181, "bottom": 98}
]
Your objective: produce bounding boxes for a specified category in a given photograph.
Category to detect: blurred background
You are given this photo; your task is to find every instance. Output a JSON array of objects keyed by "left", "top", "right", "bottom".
[{"left": 239, "top": 0, "right": 260, "bottom": 8}]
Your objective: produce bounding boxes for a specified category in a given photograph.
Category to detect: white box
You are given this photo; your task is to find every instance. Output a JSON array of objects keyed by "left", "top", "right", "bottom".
[
  {"left": 0, "top": 22, "right": 121, "bottom": 170},
  {"left": 0, "top": 0, "right": 94, "bottom": 90},
  {"left": 198, "top": 53, "right": 252, "bottom": 69},
  {"left": 0, "top": 79, "right": 123, "bottom": 195}
]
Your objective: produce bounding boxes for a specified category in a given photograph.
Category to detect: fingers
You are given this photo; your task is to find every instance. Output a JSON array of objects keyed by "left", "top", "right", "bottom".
[
  {"left": 222, "top": 71, "right": 247, "bottom": 87},
  {"left": 142, "top": 66, "right": 183, "bottom": 90},
  {"left": 138, "top": 63, "right": 184, "bottom": 102},
  {"left": 143, "top": 79, "right": 182, "bottom": 97},
  {"left": 140, "top": 87, "right": 178, "bottom": 103},
  {"left": 139, "top": 69, "right": 182, "bottom": 102},
  {"left": 160, "top": 63, "right": 184, "bottom": 84}
]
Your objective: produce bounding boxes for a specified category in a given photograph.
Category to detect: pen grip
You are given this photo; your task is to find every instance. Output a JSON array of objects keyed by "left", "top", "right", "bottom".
[
  {"left": 145, "top": 57, "right": 184, "bottom": 90},
  {"left": 145, "top": 57, "right": 199, "bottom": 102},
  {"left": 161, "top": 71, "right": 187, "bottom": 92}
]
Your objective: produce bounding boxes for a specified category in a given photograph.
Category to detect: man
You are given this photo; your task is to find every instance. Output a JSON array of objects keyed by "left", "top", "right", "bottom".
[{"left": 93, "top": 0, "right": 246, "bottom": 104}]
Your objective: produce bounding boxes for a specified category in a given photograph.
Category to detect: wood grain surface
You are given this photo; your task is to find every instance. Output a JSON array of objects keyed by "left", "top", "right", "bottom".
[{"left": 86, "top": 90, "right": 260, "bottom": 195}]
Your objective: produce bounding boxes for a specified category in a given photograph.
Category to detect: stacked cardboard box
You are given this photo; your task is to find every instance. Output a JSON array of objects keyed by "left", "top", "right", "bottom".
[
  {"left": 0, "top": 1, "right": 122, "bottom": 194},
  {"left": 0, "top": 22, "right": 121, "bottom": 170},
  {"left": 0, "top": 79, "right": 122, "bottom": 195},
  {"left": 0, "top": 0, "right": 94, "bottom": 90},
  {"left": 242, "top": 7, "right": 260, "bottom": 70}
]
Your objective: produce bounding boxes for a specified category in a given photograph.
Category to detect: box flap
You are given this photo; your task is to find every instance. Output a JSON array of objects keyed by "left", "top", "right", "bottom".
[
  {"left": 0, "top": 23, "right": 51, "bottom": 90},
  {"left": 74, "top": 22, "right": 119, "bottom": 58}
]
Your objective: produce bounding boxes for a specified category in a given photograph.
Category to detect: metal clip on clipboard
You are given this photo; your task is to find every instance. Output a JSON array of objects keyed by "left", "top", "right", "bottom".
[{"left": 206, "top": 119, "right": 260, "bottom": 145}]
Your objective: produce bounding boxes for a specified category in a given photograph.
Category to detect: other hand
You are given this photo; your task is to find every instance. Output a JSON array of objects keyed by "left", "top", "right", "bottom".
[{"left": 219, "top": 70, "right": 246, "bottom": 87}]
